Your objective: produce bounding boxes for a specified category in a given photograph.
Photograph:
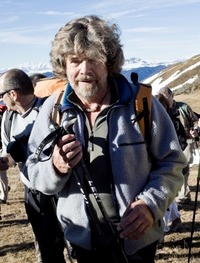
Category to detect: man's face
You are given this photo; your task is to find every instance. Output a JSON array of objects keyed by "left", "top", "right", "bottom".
[
  {"left": 0, "top": 76, "right": 16, "bottom": 111},
  {"left": 65, "top": 55, "right": 108, "bottom": 100},
  {"left": 166, "top": 93, "right": 174, "bottom": 108}
]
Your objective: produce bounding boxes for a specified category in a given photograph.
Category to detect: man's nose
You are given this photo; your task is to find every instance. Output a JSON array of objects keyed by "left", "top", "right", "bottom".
[{"left": 79, "top": 60, "right": 92, "bottom": 74}]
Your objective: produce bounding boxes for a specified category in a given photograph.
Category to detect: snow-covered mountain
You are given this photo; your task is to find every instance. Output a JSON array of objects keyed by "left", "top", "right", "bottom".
[
  {"left": 2, "top": 55, "right": 198, "bottom": 97},
  {"left": 0, "top": 62, "right": 52, "bottom": 76},
  {"left": 122, "top": 57, "right": 172, "bottom": 69},
  {"left": 0, "top": 58, "right": 173, "bottom": 81},
  {"left": 122, "top": 65, "right": 167, "bottom": 82},
  {"left": 143, "top": 54, "right": 200, "bottom": 95}
]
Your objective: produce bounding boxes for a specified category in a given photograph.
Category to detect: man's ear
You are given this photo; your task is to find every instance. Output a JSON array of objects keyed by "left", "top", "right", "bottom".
[{"left": 8, "top": 89, "right": 18, "bottom": 101}]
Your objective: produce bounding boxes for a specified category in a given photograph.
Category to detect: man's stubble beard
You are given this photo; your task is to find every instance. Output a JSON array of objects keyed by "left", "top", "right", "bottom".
[{"left": 74, "top": 81, "right": 103, "bottom": 100}]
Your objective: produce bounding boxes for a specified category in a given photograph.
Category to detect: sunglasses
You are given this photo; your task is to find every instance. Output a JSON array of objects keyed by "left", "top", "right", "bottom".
[
  {"left": 0, "top": 89, "right": 19, "bottom": 99},
  {"left": 0, "top": 91, "right": 10, "bottom": 99}
]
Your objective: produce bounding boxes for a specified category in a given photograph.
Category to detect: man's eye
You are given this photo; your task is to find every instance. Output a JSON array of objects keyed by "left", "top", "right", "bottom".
[{"left": 71, "top": 59, "right": 80, "bottom": 64}]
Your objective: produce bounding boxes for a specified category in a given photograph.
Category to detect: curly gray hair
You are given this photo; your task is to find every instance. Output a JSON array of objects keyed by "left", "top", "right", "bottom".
[{"left": 50, "top": 15, "right": 124, "bottom": 79}]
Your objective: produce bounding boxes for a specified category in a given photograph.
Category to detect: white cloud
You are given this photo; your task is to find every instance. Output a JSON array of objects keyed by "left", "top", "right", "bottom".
[
  {"left": 90, "top": 0, "right": 200, "bottom": 13},
  {"left": 124, "top": 27, "right": 168, "bottom": 33},
  {"left": 38, "top": 11, "right": 74, "bottom": 16},
  {"left": 0, "top": 31, "right": 50, "bottom": 45},
  {"left": 0, "top": 16, "right": 19, "bottom": 24}
]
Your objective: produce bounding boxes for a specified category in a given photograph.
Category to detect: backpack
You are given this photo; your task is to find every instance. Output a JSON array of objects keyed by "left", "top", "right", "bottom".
[
  {"left": 34, "top": 73, "right": 153, "bottom": 162},
  {"left": 34, "top": 77, "right": 67, "bottom": 98},
  {"left": 170, "top": 111, "right": 188, "bottom": 150},
  {"left": 34, "top": 73, "right": 153, "bottom": 161},
  {"left": 130, "top": 72, "right": 152, "bottom": 146},
  {"left": 51, "top": 72, "right": 152, "bottom": 143},
  {"left": 155, "top": 93, "right": 187, "bottom": 151},
  {"left": 177, "top": 101, "right": 192, "bottom": 127}
]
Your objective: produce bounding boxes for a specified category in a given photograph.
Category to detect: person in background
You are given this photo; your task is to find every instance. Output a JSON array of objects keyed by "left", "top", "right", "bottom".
[
  {"left": 193, "top": 116, "right": 200, "bottom": 139},
  {"left": 158, "top": 87, "right": 199, "bottom": 206},
  {"left": 0, "top": 101, "right": 7, "bottom": 148},
  {"left": 0, "top": 101, "right": 9, "bottom": 208},
  {"left": 25, "top": 15, "right": 186, "bottom": 263},
  {"left": 0, "top": 156, "right": 9, "bottom": 205},
  {"left": 0, "top": 69, "right": 66, "bottom": 263},
  {"left": 33, "top": 76, "right": 67, "bottom": 98},
  {"left": 0, "top": 157, "right": 9, "bottom": 220},
  {"left": 198, "top": 118, "right": 200, "bottom": 134},
  {"left": 29, "top": 73, "right": 47, "bottom": 88},
  {"left": 155, "top": 93, "right": 185, "bottom": 244}
]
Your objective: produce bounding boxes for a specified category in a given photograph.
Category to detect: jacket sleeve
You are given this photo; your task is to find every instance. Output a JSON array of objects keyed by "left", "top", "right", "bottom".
[
  {"left": 137, "top": 97, "right": 187, "bottom": 220},
  {"left": 23, "top": 92, "right": 70, "bottom": 195}
]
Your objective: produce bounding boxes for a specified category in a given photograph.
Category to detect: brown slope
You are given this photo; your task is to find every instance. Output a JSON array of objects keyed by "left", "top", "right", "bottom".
[{"left": 174, "top": 88, "right": 200, "bottom": 113}]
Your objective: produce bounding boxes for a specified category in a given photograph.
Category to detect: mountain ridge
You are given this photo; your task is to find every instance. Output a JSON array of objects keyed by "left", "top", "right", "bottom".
[
  {"left": 144, "top": 54, "right": 200, "bottom": 94},
  {"left": 0, "top": 57, "right": 175, "bottom": 81},
  {"left": 0, "top": 54, "right": 199, "bottom": 97}
]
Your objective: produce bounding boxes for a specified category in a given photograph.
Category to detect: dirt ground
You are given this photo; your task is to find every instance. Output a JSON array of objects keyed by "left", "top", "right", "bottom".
[
  {"left": 0, "top": 89, "right": 200, "bottom": 263},
  {"left": 0, "top": 163, "right": 200, "bottom": 263}
]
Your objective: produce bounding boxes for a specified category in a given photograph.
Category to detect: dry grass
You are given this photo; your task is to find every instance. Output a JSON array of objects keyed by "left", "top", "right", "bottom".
[
  {"left": 0, "top": 168, "right": 73, "bottom": 263},
  {"left": 174, "top": 89, "right": 200, "bottom": 113},
  {"left": 155, "top": 164, "right": 200, "bottom": 263},
  {"left": 1, "top": 165, "right": 200, "bottom": 263}
]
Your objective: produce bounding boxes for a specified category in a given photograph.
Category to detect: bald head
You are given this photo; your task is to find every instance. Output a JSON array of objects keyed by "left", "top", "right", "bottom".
[
  {"left": 156, "top": 86, "right": 174, "bottom": 108},
  {"left": 156, "top": 87, "right": 173, "bottom": 98},
  {"left": 0, "top": 69, "right": 34, "bottom": 96}
]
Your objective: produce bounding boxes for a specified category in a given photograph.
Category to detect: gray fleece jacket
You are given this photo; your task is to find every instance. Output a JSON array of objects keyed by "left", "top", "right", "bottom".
[{"left": 25, "top": 75, "right": 186, "bottom": 255}]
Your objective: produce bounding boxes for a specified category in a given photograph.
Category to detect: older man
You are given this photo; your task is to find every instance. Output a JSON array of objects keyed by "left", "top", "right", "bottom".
[{"left": 25, "top": 15, "right": 186, "bottom": 263}]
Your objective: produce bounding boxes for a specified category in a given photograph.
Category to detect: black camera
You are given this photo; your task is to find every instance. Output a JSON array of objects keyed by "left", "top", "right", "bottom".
[{"left": 7, "top": 134, "right": 29, "bottom": 163}]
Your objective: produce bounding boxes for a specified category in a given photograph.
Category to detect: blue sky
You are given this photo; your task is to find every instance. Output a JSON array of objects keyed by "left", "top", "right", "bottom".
[{"left": 0, "top": 0, "right": 199, "bottom": 68}]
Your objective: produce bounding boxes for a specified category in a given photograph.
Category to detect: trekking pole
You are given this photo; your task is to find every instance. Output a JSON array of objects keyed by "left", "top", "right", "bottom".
[
  {"left": 35, "top": 115, "right": 128, "bottom": 262},
  {"left": 72, "top": 165, "right": 129, "bottom": 263},
  {"left": 63, "top": 120, "right": 129, "bottom": 263},
  {"left": 188, "top": 140, "right": 200, "bottom": 263}
]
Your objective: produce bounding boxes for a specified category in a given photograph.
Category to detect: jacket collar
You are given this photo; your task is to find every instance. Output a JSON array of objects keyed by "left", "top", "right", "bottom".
[{"left": 61, "top": 73, "right": 134, "bottom": 111}]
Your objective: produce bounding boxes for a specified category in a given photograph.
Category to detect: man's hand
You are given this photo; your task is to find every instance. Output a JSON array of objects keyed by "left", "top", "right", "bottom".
[
  {"left": 52, "top": 134, "right": 82, "bottom": 175},
  {"left": 190, "top": 128, "right": 198, "bottom": 138},
  {"left": 0, "top": 157, "right": 9, "bottom": 171},
  {"left": 117, "top": 199, "right": 154, "bottom": 240}
]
